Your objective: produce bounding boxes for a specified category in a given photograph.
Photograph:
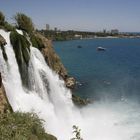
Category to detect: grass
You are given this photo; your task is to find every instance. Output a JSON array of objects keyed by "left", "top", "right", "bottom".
[{"left": 0, "top": 112, "right": 57, "bottom": 140}]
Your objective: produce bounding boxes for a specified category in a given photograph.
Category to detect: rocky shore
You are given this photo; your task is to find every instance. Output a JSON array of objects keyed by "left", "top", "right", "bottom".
[{"left": 34, "top": 33, "right": 76, "bottom": 89}]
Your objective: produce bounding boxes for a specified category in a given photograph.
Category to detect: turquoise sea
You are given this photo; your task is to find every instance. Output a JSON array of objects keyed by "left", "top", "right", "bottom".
[{"left": 53, "top": 38, "right": 140, "bottom": 103}]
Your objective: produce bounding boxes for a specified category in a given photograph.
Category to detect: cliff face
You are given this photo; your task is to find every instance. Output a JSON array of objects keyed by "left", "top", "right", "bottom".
[
  {"left": 0, "top": 34, "right": 6, "bottom": 45},
  {"left": 0, "top": 35, "right": 12, "bottom": 114},
  {"left": 33, "top": 33, "right": 76, "bottom": 89},
  {"left": 35, "top": 33, "right": 88, "bottom": 105},
  {"left": 0, "top": 34, "right": 8, "bottom": 61},
  {"left": 0, "top": 73, "right": 12, "bottom": 114},
  {"left": 36, "top": 33, "right": 67, "bottom": 77}
]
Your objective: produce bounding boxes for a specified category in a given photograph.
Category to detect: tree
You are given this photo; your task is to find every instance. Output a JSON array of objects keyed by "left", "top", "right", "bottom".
[
  {"left": 14, "top": 13, "right": 34, "bottom": 33},
  {"left": 0, "top": 11, "right": 5, "bottom": 25}
]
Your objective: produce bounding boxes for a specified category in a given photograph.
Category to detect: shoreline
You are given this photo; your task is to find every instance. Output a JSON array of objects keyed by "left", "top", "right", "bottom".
[{"left": 53, "top": 36, "right": 140, "bottom": 42}]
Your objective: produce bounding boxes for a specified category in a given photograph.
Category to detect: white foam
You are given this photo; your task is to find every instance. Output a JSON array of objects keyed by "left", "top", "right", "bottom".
[{"left": 0, "top": 29, "right": 140, "bottom": 140}]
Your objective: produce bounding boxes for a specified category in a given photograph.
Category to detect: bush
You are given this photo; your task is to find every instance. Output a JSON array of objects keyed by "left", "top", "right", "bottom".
[
  {"left": 0, "top": 11, "right": 15, "bottom": 31},
  {"left": 0, "top": 11, "right": 5, "bottom": 26},
  {"left": 4, "top": 22, "right": 15, "bottom": 32},
  {"left": 0, "top": 112, "right": 57, "bottom": 140},
  {"left": 15, "top": 13, "right": 34, "bottom": 33},
  {"left": 30, "top": 34, "right": 45, "bottom": 50}
]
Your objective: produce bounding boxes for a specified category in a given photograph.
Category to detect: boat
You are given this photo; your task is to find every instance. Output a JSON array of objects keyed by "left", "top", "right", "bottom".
[
  {"left": 97, "top": 47, "right": 106, "bottom": 51},
  {"left": 77, "top": 45, "right": 82, "bottom": 48}
]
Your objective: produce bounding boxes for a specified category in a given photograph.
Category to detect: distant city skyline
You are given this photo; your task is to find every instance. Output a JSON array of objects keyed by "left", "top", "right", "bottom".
[{"left": 0, "top": 0, "right": 140, "bottom": 32}]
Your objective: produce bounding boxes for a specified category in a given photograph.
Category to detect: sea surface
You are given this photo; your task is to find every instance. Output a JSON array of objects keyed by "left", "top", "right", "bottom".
[{"left": 53, "top": 38, "right": 140, "bottom": 103}]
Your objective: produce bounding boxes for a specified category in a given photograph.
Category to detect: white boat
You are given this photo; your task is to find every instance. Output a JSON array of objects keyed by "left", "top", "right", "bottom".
[{"left": 97, "top": 47, "right": 106, "bottom": 51}]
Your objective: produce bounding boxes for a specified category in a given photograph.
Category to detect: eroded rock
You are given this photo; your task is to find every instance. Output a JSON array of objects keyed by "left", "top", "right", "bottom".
[
  {"left": 0, "top": 34, "right": 7, "bottom": 46},
  {"left": 65, "top": 77, "right": 76, "bottom": 89},
  {"left": 0, "top": 73, "right": 12, "bottom": 114}
]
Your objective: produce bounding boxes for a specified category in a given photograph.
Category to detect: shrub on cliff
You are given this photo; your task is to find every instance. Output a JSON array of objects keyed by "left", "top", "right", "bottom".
[
  {"left": 30, "top": 34, "right": 45, "bottom": 50},
  {"left": 4, "top": 22, "right": 15, "bottom": 31},
  {"left": 0, "top": 112, "right": 57, "bottom": 140},
  {"left": 0, "top": 11, "right": 15, "bottom": 31},
  {"left": 0, "top": 11, "right": 5, "bottom": 26},
  {"left": 15, "top": 13, "right": 34, "bottom": 33}
]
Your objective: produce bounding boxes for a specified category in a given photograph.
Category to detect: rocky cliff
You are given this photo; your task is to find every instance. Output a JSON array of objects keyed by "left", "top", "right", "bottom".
[
  {"left": 0, "top": 73, "right": 12, "bottom": 114},
  {"left": 0, "top": 35, "right": 12, "bottom": 114},
  {"left": 0, "top": 12, "right": 88, "bottom": 110},
  {"left": 0, "top": 34, "right": 8, "bottom": 61},
  {"left": 32, "top": 32, "right": 76, "bottom": 89},
  {"left": 31, "top": 32, "right": 88, "bottom": 105},
  {"left": 0, "top": 12, "right": 89, "bottom": 139}
]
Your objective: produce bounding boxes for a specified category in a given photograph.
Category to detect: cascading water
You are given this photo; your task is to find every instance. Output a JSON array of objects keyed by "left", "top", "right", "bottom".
[
  {"left": 0, "top": 29, "right": 140, "bottom": 140},
  {"left": 0, "top": 29, "right": 82, "bottom": 140}
]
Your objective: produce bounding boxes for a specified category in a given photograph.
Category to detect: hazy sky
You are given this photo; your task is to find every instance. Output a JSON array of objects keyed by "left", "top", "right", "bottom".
[{"left": 0, "top": 0, "right": 140, "bottom": 32}]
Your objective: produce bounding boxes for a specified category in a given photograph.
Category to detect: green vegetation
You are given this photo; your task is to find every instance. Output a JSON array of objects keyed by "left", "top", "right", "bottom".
[
  {"left": 0, "top": 112, "right": 57, "bottom": 140},
  {"left": 72, "top": 94, "right": 89, "bottom": 106},
  {"left": 15, "top": 13, "right": 34, "bottom": 33},
  {"left": 10, "top": 31, "right": 30, "bottom": 87},
  {"left": 71, "top": 125, "right": 83, "bottom": 140},
  {"left": 0, "top": 11, "right": 15, "bottom": 31},
  {"left": 0, "top": 12, "right": 34, "bottom": 32},
  {"left": 30, "top": 34, "right": 45, "bottom": 50},
  {"left": 38, "top": 30, "right": 128, "bottom": 41},
  {"left": 3, "top": 21, "right": 15, "bottom": 31},
  {"left": 38, "top": 30, "right": 75, "bottom": 41},
  {"left": 14, "top": 13, "right": 45, "bottom": 50},
  {"left": 10, "top": 31, "right": 30, "bottom": 65},
  {"left": 0, "top": 11, "right": 5, "bottom": 26}
]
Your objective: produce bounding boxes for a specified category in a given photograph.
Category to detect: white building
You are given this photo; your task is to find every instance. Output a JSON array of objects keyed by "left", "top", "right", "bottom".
[{"left": 46, "top": 24, "right": 50, "bottom": 31}]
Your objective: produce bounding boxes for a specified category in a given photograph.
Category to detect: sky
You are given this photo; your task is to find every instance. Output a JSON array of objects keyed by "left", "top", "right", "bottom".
[{"left": 0, "top": 0, "right": 140, "bottom": 32}]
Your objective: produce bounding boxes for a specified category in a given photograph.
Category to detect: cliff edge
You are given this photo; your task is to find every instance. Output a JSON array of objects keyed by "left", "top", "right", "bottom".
[
  {"left": 33, "top": 32, "right": 76, "bottom": 89},
  {"left": 0, "top": 73, "right": 12, "bottom": 114}
]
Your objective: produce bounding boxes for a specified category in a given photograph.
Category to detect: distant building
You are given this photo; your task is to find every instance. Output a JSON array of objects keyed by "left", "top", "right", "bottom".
[
  {"left": 103, "top": 29, "right": 106, "bottom": 34},
  {"left": 46, "top": 24, "right": 50, "bottom": 31},
  {"left": 54, "top": 27, "right": 57, "bottom": 32},
  {"left": 74, "top": 34, "right": 82, "bottom": 39},
  {"left": 111, "top": 29, "right": 119, "bottom": 34}
]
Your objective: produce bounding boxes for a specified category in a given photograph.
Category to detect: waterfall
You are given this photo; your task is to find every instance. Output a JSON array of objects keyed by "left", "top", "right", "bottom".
[
  {"left": 0, "top": 29, "right": 82, "bottom": 140},
  {"left": 1, "top": 29, "right": 140, "bottom": 140}
]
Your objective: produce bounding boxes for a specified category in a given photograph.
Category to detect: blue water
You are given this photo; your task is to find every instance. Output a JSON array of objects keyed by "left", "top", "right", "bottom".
[{"left": 53, "top": 38, "right": 140, "bottom": 102}]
